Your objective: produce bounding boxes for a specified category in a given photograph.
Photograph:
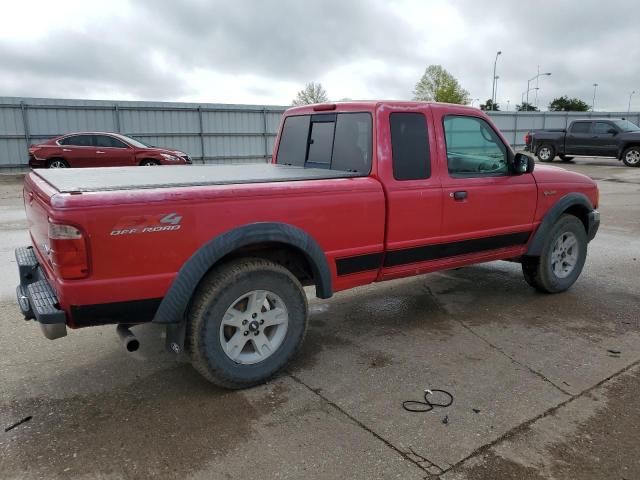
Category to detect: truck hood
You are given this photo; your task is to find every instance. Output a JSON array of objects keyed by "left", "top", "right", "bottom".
[{"left": 532, "top": 164, "right": 595, "bottom": 185}]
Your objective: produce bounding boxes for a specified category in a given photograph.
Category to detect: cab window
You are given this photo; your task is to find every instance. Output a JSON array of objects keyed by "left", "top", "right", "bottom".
[
  {"left": 570, "top": 122, "right": 591, "bottom": 134},
  {"left": 443, "top": 115, "right": 508, "bottom": 177}
]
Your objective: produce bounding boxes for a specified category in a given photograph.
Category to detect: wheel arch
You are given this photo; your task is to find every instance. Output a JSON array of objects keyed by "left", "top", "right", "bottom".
[
  {"left": 153, "top": 222, "right": 332, "bottom": 325},
  {"left": 526, "top": 193, "right": 594, "bottom": 256},
  {"left": 619, "top": 143, "right": 640, "bottom": 160}
]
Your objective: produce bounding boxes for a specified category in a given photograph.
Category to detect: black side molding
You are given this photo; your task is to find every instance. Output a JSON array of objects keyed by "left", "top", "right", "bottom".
[{"left": 153, "top": 222, "right": 332, "bottom": 324}]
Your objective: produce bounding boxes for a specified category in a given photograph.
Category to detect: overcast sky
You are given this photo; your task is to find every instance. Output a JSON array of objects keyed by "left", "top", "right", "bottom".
[{"left": 1, "top": 0, "right": 639, "bottom": 111}]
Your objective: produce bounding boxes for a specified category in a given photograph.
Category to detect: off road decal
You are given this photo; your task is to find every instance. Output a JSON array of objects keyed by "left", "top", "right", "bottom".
[{"left": 110, "top": 213, "right": 183, "bottom": 236}]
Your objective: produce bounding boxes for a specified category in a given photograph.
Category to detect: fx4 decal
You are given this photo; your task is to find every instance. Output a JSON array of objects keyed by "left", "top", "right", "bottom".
[{"left": 110, "top": 213, "right": 183, "bottom": 236}]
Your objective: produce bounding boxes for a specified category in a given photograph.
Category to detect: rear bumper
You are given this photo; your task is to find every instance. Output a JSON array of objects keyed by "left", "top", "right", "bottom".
[
  {"left": 15, "top": 246, "right": 67, "bottom": 340},
  {"left": 587, "top": 209, "right": 600, "bottom": 242}
]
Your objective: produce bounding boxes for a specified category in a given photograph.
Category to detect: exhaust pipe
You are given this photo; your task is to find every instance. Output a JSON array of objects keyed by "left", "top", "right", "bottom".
[{"left": 116, "top": 325, "right": 140, "bottom": 352}]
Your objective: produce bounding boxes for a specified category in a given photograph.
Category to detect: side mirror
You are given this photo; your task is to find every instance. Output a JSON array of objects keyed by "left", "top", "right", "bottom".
[
  {"left": 607, "top": 128, "right": 618, "bottom": 135},
  {"left": 513, "top": 152, "right": 535, "bottom": 175}
]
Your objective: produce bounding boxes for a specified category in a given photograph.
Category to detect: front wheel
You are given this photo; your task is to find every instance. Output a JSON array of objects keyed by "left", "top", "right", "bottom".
[
  {"left": 622, "top": 146, "right": 640, "bottom": 167},
  {"left": 188, "top": 258, "right": 308, "bottom": 389},
  {"left": 522, "top": 214, "right": 588, "bottom": 293},
  {"left": 140, "top": 159, "right": 159, "bottom": 166},
  {"left": 536, "top": 144, "right": 555, "bottom": 162}
]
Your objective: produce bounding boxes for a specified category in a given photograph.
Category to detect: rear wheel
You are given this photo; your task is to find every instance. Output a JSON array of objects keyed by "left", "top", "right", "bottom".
[
  {"left": 622, "top": 146, "right": 640, "bottom": 167},
  {"left": 140, "top": 159, "right": 159, "bottom": 166},
  {"left": 522, "top": 214, "right": 587, "bottom": 293},
  {"left": 188, "top": 258, "right": 308, "bottom": 389},
  {"left": 536, "top": 144, "right": 555, "bottom": 162},
  {"left": 47, "top": 158, "right": 69, "bottom": 168}
]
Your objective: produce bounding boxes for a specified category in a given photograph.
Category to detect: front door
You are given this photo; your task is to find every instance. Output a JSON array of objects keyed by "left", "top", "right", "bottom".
[
  {"left": 94, "top": 135, "right": 135, "bottom": 166},
  {"left": 437, "top": 114, "right": 537, "bottom": 254},
  {"left": 565, "top": 121, "right": 593, "bottom": 155},
  {"left": 589, "top": 122, "right": 619, "bottom": 157}
]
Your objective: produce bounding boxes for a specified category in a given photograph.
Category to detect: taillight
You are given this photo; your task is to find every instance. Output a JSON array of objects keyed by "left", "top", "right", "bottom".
[
  {"left": 524, "top": 133, "right": 531, "bottom": 145},
  {"left": 48, "top": 221, "right": 89, "bottom": 279}
]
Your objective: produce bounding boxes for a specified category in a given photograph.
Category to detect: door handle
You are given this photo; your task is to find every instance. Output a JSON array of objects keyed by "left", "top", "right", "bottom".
[
  {"left": 62, "top": 148, "right": 72, "bottom": 152},
  {"left": 96, "top": 150, "right": 106, "bottom": 154},
  {"left": 450, "top": 191, "right": 468, "bottom": 201}
]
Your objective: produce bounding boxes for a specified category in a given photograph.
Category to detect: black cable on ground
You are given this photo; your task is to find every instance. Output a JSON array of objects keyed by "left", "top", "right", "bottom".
[{"left": 402, "top": 389, "right": 454, "bottom": 413}]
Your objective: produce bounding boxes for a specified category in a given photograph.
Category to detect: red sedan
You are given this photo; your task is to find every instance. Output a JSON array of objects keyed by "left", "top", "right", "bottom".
[{"left": 28, "top": 132, "right": 192, "bottom": 168}]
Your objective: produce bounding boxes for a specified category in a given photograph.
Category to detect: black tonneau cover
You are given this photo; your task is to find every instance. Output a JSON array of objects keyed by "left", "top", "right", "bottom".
[{"left": 35, "top": 164, "right": 360, "bottom": 193}]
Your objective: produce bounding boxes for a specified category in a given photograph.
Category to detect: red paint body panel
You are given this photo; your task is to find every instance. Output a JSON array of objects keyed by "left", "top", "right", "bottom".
[{"left": 22, "top": 101, "right": 600, "bottom": 328}]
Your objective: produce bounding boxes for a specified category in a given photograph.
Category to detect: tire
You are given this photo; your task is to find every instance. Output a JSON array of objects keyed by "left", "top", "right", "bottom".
[
  {"left": 140, "top": 159, "right": 159, "bottom": 166},
  {"left": 47, "top": 158, "right": 69, "bottom": 168},
  {"left": 188, "top": 258, "right": 308, "bottom": 389},
  {"left": 622, "top": 146, "right": 640, "bottom": 167},
  {"left": 536, "top": 144, "right": 555, "bottom": 162},
  {"left": 559, "top": 154, "right": 574, "bottom": 163},
  {"left": 521, "top": 214, "right": 588, "bottom": 293}
]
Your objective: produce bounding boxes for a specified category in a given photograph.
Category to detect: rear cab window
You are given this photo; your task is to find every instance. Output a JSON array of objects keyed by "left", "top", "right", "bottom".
[{"left": 276, "top": 112, "right": 372, "bottom": 174}]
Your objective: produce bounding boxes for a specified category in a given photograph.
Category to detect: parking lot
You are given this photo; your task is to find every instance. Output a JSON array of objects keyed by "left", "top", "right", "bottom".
[{"left": 1, "top": 158, "right": 639, "bottom": 479}]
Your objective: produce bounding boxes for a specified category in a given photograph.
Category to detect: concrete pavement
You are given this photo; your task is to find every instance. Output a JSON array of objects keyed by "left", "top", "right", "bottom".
[{"left": 1, "top": 157, "right": 639, "bottom": 479}]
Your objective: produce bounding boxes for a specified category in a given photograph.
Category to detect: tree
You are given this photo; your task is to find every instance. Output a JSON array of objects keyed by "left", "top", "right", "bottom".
[
  {"left": 517, "top": 102, "right": 539, "bottom": 112},
  {"left": 413, "top": 65, "right": 470, "bottom": 104},
  {"left": 480, "top": 99, "right": 500, "bottom": 111},
  {"left": 548, "top": 96, "right": 590, "bottom": 112},
  {"left": 292, "top": 82, "right": 328, "bottom": 106}
]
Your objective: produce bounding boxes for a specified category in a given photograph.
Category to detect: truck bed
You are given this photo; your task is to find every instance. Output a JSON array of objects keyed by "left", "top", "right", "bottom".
[{"left": 35, "top": 164, "right": 360, "bottom": 193}]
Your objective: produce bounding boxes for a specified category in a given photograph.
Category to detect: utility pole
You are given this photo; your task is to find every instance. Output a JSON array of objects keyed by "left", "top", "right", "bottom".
[
  {"left": 526, "top": 71, "right": 551, "bottom": 110},
  {"left": 491, "top": 51, "right": 502, "bottom": 111},
  {"left": 592, "top": 83, "right": 598, "bottom": 112},
  {"left": 627, "top": 90, "right": 636, "bottom": 116}
]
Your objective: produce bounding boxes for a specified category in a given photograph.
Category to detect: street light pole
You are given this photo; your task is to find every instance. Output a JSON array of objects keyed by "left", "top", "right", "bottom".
[
  {"left": 627, "top": 90, "right": 636, "bottom": 116},
  {"left": 526, "top": 72, "right": 551, "bottom": 110},
  {"left": 592, "top": 83, "right": 598, "bottom": 112},
  {"left": 491, "top": 51, "right": 502, "bottom": 111},
  {"left": 494, "top": 75, "right": 500, "bottom": 109}
]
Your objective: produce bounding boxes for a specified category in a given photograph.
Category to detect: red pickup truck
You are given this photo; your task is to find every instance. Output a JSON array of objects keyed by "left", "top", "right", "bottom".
[{"left": 15, "top": 101, "right": 600, "bottom": 388}]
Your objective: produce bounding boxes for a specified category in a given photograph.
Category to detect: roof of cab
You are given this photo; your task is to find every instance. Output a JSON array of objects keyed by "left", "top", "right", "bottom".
[{"left": 285, "top": 100, "right": 481, "bottom": 115}]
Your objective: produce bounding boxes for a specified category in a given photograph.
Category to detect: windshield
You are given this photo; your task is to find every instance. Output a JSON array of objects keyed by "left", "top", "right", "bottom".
[
  {"left": 116, "top": 134, "right": 153, "bottom": 148},
  {"left": 612, "top": 119, "right": 640, "bottom": 132}
]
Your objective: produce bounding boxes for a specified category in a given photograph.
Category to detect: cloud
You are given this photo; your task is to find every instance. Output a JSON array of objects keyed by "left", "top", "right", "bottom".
[{"left": 0, "top": 0, "right": 639, "bottom": 110}]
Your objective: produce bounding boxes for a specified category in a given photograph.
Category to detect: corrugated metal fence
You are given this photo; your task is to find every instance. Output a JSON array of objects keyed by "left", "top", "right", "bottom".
[
  {"left": 0, "top": 97, "right": 287, "bottom": 169},
  {"left": 1, "top": 96, "right": 639, "bottom": 170}
]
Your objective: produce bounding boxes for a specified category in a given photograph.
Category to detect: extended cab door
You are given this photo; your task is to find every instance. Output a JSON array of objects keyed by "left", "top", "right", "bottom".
[
  {"left": 565, "top": 121, "right": 593, "bottom": 155},
  {"left": 378, "top": 106, "right": 444, "bottom": 280},
  {"left": 434, "top": 109, "right": 537, "bottom": 256}
]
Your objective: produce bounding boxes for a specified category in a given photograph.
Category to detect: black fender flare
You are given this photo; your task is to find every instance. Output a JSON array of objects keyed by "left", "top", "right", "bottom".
[
  {"left": 526, "top": 192, "right": 594, "bottom": 256},
  {"left": 153, "top": 222, "right": 332, "bottom": 324}
]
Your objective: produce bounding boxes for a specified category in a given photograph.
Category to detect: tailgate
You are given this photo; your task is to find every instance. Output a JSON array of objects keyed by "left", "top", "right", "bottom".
[{"left": 23, "top": 173, "right": 58, "bottom": 265}]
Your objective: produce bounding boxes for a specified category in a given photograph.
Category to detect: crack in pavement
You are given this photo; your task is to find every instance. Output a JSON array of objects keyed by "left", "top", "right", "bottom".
[
  {"left": 453, "top": 318, "right": 573, "bottom": 396},
  {"left": 288, "top": 373, "right": 444, "bottom": 475},
  {"left": 438, "top": 357, "right": 640, "bottom": 477}
]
